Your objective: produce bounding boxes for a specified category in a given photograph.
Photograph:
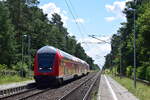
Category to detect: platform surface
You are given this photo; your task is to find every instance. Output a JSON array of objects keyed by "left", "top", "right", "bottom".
[
  {"left": 0, "top": 80, "right": 34, "bottom": 90},
  {"left": 97, "top": 75, "right": 139, "bottom": 100}
]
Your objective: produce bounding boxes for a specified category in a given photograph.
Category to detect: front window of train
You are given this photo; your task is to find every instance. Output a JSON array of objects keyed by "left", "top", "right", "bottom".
[{"left": 38, "top": 53, "right": 55, "bottom": 72}]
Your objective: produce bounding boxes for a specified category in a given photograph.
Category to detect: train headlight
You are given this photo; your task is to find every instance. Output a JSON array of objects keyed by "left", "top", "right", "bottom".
[
  {"left": 39, "top": 68, "right": 42, "bottom": 70},
  {"left": 48, "top": 68, "right": 52, "bottom": 70}
]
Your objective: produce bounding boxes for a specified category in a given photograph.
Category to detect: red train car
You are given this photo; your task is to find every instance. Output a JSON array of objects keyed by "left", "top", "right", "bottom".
[{"left": 34, "top": 46, "right": 89, "bottom": 85}]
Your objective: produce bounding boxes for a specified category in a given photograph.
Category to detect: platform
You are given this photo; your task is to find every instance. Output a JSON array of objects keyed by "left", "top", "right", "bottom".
[
  {"left": 0, "top": 80, "right": 34, "bottom": 90},
  {"left": 97, "top": 75, "right": 139, "bottom": 100}
]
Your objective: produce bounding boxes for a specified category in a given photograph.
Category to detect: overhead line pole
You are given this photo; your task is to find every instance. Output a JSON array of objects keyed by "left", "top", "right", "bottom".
[
  {"left": 128, "top": 0, "right": 137, "bottom": 88},
  {"left": 120, "top": 38, "right": 122, "bottom": 79},
  {"left": 133, "top": 6, "right": 136, "bottom": 89}
]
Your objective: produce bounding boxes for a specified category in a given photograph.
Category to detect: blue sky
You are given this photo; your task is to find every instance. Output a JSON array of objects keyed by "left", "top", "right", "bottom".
[{"left": 38, "top": 0, "right": 131, "bottom": 68}]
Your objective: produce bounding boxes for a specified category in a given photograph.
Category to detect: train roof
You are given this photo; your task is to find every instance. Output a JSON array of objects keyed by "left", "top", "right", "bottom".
[
  {"left": 37, "top": 46, "right": 89, "bottom": 66},
  {"left": 37, "top": 46, "right": 57, "bottom": 54},
  {"left": 58, "top": 49, "right": 88, "bottom": 65}
]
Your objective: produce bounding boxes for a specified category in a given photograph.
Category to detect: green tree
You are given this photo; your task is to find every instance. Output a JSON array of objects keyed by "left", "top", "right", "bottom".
[
  {"left": 104, "top": 0, "right": 150, "bottom": 80},
  {"left": 0, "top": 2, "right": 16, "bottom": 66}
]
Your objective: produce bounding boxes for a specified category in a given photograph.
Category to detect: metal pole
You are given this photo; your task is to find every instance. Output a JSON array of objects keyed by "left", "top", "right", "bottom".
[
  {"left": 28, "top": 35, "right": 31, "bottom": 76},
  {"left": 110, "top": 54, "right": 113, "bottom": 75},
  {"left": 21, "top": 35, "right": 23, "bottom": 77},
  {"left": 120, "top": 46, "right": 122, "bottom": 79},
  {"left": 133, "top": 9, "right": 136, "bottom": 88}
]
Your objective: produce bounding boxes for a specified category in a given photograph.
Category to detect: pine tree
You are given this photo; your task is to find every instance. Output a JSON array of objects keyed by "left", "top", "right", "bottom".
[{"left": 0, "top": 2, "right": 16, "bottom": 66}]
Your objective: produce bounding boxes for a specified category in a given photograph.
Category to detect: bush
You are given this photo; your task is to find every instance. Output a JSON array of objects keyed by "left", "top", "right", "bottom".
[
  {"left": 0, "top": 64, "right": 7, "bottom": 70},
  {"left": 136, "top": 66, "right": 146, "bottom": 80},
  {"left": 104, "top": 69, "right": 111, "bottom": 74},
  {"left": 146, "top": 66, "right": 150, "bottom": 81},
  {"left": 126, "top": 66, "right": 132, "bottom": 77},
  {"left": 12, "top": 62, "right": 29, "bottom": 77}
]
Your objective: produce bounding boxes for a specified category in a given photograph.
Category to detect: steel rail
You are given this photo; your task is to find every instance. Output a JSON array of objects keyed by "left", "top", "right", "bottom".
[
  {"left": 0, "top": 82, "right": 36, "bottom": 99},
  {"left": 18, "top": 88, "right": 51, "bottom": 100},
  {"left": 83, "top": 72, "right": 101, "bottom": 100},
  {"left": 18, "top": 74, "right": 93, "bottom": 100},
  {"left": 0, "top": 87, "right": 37, "bottom": 100},
  {"left": 59, "top": 72, "right": 99, "bottom": 100}
]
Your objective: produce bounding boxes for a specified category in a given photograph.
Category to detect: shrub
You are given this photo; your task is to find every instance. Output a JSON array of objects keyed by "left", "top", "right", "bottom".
[
  {"left": 136, "top": 66, "right": 146, "bottom": 80},
  {"left": 146, "top": 66, "right": 150, "bottom": 81},
  {"left": 12, "top": 62, "right": 29, "bottom": 77},
  {"left": 105, "top": 69, "right": 110, "bottom": 74},
  {"left": 126, "top": 66, "right": 132, "bottom": 77},
  {"left": 0, "top": 64, "right": 7, "bottom": 70}
]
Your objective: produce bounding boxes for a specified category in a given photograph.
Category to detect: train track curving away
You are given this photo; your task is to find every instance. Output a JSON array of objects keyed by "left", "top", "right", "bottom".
[{"left": 0, "top": 72, "right": 101, "bottom": 100}]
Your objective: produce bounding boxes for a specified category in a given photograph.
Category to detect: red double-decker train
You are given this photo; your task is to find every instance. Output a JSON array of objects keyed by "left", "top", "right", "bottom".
[{"left": 34, "top": 46, "right": 90, "bottom": 85}]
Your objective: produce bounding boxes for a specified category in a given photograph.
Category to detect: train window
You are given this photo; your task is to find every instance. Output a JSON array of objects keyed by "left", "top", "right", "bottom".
[{"left": 38, "top": 53, "right": 55, "bottom": 72}]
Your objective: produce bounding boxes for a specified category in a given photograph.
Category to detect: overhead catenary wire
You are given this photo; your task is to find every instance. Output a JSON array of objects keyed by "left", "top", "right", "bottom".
[
  {"left": 67, "top": 0, "right": 104, "bottom": 52},
  {"left": 68, "top": 0, "right": 91, "bottom": 49},
  {"left": 64, "top": 0, "right": 82, "bottom": 36},
  {"left": 64, "top": 0, "right": 90, "bottom": 50},
  {"left": 65, "top": 0, "right": 109, "bottom": 68},
  {"left": 67, "top": 0, "right": 88, "bottom": 35},
  {"left": 89, "top": 35, "right": 111, "bottom": 44},
  {"left": 68, "top": 0, "right": 107, "bottom": 51},
  {"left": 65, "top": 0, "right": 106, "bottom": 67}
]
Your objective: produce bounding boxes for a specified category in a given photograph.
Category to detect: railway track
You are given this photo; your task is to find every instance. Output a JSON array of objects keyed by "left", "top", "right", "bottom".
[
  {"left": 59, "top": 72, "right": 101, "bottom": 100},
  {"left": 17, "top": 88, "right": 51, "bottom": 100},
  {"left": 2, "top": 84, "right": 60, "bottom": 100},
  {"left": 0, "top": 72, "right": 100, "bottom": 100},
  {"left": 0, "top": 84, "right": 55, "bottom": 100},
  {"left": 23, "top": 73, "right": 98, "bottom": 100},
  {"left": 0, "top": 82, "right": 36, "bottom": 99},
  {"left": 83, "top": 72, "right": 101, "bottom": 100},
  {"left": 23, "top": 72, "right": 100, "bottom": 100}
]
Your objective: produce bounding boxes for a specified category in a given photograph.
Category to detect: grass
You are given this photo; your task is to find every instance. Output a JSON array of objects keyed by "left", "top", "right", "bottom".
[
  {"left": 111, "top": 75, "right": 150, "bottom": 100},
  {"left": 0, "top": 75, "right": 33, "bottom": 85},
  {"left": 91, "top": 90, "right": 98, "bottom": 100}
]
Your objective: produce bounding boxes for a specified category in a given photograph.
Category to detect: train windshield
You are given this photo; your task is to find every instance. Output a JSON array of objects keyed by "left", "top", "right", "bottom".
[{"left": 38, "top": 53, "right": 55, "bottom": 72}]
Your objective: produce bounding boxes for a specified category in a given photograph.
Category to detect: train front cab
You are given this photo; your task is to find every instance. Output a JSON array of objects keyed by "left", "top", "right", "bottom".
[{"left": 34, "top": 46, "right": 60, "bottom": 85}]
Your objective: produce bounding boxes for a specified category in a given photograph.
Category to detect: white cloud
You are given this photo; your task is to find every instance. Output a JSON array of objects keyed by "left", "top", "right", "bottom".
[
  {"left": 78, "top": 35, "right": 112, "bottom": 68},
  {"left": 105, "top": 16, "right": 116, "bottom": 22},
  {"left": 73, "top": 18, "right": 85, "bottom": 23},
  {"left": 40, "top": 2, "right": 68, "bottom": 26},
  {"left": 126, "top": 0, "right": 133, "bottom": 2},
  {"left": 105, "top": 1, "right": 125, "bottom": 12},
  {"left": 104, "top": 0, "right": 133, "bottom": 22}
]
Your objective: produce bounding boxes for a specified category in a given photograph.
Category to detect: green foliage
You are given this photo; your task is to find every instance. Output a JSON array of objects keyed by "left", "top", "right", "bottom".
[
  {"left": 112, "top": 66, "right": 118, "bottom": 75},
  {"left": 146, "top": 66, "right": 150, "bottom": 81},
  {"left": 104, "top": 69, "right": 111, "bottom": 74},
  {"left": 141, "top": 62, "right": 150, "bottom": 81},
  {"left": 0, "top": 0, "right": 98, "bottom": 73},
  {"left": 0, "top": 64, "right": 8, "bottom": 70},
  {"left": 137, "top": 66, "right": 146, "bottom": 79},
  {"left": 92, "top": 64, "right": 100, "bottom": 70},
  {"left": 0, "top": 75, "right": 32, "bottom": 84},
  {"left": 104, "top": 0, "right": 150, "bottom": 81},
  {"left": 0, "top": 1, "right": 16, "bottom": 66},
  {"left": 12, "top": 62, "right": 29, "bottom": 77},
  {"left": 126, "top": 66, "right": 132, "bottom": 77},
  {"left": 112, "top": 75, "right": 150, "bottom": 100},
  {"left": 12, "top": 62, "right": 28, "bottom": 72}
]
